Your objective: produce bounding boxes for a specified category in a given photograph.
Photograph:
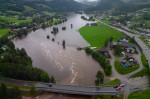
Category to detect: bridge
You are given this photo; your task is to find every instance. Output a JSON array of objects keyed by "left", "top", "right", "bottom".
[{"left": 36, "top": 83, "right": 124, "bottom": 96}]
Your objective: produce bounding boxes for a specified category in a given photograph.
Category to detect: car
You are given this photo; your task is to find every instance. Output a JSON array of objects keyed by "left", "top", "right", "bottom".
[
  {"left": 119, "top": 84, "right": 125, "bottom": 87},
  {"left": 49, "top": 83, "right": 53, "bottom": 87},
  {"left": 116, "top": 87, "right": 121, "bottom": 91},
  {"left": 113, "top": 85, "right": 118, "bottom": 88}
]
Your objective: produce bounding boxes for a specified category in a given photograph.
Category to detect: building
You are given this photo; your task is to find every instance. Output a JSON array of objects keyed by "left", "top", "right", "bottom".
[
  {"left": 126, "top": 47, "right": 135, "bottom": 53},
  {"left": 1, "top": 45, "right": 8, "bottom": 51},
  {"left": 99, "top": 49, "right": 110, "bottom": 58},
  {"left": 119, "top": 37, "right": 129, "bottom": 43},
  {"left": 110, "top": 42, "right": 118, "bottom": 49},
  {"left": 120, "top": 42, "right": 136, "bottom": 49}
]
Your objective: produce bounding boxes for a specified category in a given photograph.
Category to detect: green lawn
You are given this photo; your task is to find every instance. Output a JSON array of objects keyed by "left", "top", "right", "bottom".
[
  {"left": 141, "top": 54, "right": 149, "bottom": 68},
  {"left": 140, "top": 37, "right": 150, "bottom": 48},
  {"left": 114, "top": 61, "right": 140, "bottom": 75},
  {"left": 0, "top": 29, "right": 9, "bottom": 36},
  {"left": 24, "top": 5, "right": 35, "bottom": 12},
  {"left": 6, "top": 10, "right": 21, "bottom": 15},
  {"left": 99, "top": 79, "right": 120, "bottom": 86},
  {"left": 128, "top": 88, "right": 150, "bottom": 99},
  {"left": 0, "top": 81, "right": 32, "bottom": 89},
  {"left": 101, "top": 18, "right": 110, "bottom": 24},
  {"left": 92, "top": 95, "right": 124, "bottom": 99},
  {"left": 0, "top": 17, "right": 32, "bottom": 23},
  {"left": 79, "top": 23, "right": 126, "bottom": 47},
  {"left": 129, "top": 68, "right": 149, "bottom": 78},
  {"left": 45, "top": 12, "right": 56, "bottom": 16}
]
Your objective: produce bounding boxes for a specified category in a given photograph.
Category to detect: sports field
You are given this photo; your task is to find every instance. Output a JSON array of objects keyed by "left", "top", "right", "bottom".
[{"left": 79, "top": 23, "right": 126, "bottom": 47}]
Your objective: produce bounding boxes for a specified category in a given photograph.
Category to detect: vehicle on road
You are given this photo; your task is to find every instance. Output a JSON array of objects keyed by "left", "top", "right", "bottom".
[
  {"left": 116, "top": 87, "right": 121, "bottom": 91},
  {"left": 119, "top": 84, "right": 125, "bottom": 87},
  {"left": 113, "top": 85, "right": 118, "bottom": 88},
  {"left": 49, "top": 83, "right": 53, "bottom": 87}
]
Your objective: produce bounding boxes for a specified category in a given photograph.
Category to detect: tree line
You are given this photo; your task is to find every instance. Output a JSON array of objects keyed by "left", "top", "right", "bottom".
[{"left": 85, "top": 48, "right": 112, "bottom": 76}]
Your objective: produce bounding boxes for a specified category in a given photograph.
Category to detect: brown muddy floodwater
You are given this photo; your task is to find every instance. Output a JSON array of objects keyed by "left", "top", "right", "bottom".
[{"left": 13, "top": 13, "right": 109, "bottom": 99}]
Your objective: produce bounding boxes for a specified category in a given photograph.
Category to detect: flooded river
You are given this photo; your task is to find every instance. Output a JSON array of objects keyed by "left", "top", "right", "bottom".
[{"left": 13, "top": 13, "right": 109, "bottom": 99}]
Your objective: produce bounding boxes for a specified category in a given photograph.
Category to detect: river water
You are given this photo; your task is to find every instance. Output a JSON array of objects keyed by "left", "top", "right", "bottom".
[{"left": 13, "top": 13, "right": 109, "bottom": 99}]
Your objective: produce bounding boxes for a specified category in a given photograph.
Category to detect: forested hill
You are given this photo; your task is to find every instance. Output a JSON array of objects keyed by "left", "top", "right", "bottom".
[
  {"left": 85, "top": 0, "right": 150, "bottom": 15},
  {"left": 0, "top": 0, "right": 83, "bottom": 12}
]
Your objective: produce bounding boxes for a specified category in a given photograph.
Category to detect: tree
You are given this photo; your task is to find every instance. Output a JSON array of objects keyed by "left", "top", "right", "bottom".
[
  {"left": 114, "top": 45, "right": 122, "bottom": 55},
  {"left": 129, "top": 36, "right": 136, "bottom": 44},
  {"left": 104, "top": 39, "right": 109, "bottom": 47},
  {"left": 7, "top": 87, "right": 21, "bottom": 99},
  {"left": 62, "top": 40, "right": 65, "bottom": 48},
  {"left": 85, "top": 47, "right": 92, "bottom": 54},
  {"left": 109, "top": 37, "right": 113, "bottom": 43},
  {"left": 0, "top": 83, "right": 7, "bottom": 99},
  {"left": 51, "top": 76, "right": 56, "bottom": 84},
  {"left": 95, "top": 71, "right": 104, "bottom": 84},
  {"left": 30, "top": 86, "right": 36, "bottom": 96}
]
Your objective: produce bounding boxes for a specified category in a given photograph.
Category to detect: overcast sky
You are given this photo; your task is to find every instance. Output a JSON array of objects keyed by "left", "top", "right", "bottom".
[{"left": 75, "top": 0, "right": 99, "bottom": 2}]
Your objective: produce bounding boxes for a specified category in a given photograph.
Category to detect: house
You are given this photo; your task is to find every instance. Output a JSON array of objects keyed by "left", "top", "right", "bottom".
[
  {"left": 126, "top": 47, "right": 135, "bottom": 53},
  {"left": 1, "top": 45, "right": 8, "bottom": 51},
  {"left": 120, "top": 42, "right": 136, "bottom": 49},
  {"left": 119, "top": 37, "right": 129, "bottom": 43},
  {"left": 99, "top": 49, "right": 110, "bottom": 58},
  {"left": 90, "top": 23, "right": 98, "bottom": 26},
  {"left": 110, "top": 42, "right": 118, "bottom": 49}
]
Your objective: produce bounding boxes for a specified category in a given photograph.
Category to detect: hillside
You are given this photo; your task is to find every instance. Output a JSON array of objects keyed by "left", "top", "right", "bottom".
[{"left": 0, "top": 0, "right": 83, "bottom": 13}]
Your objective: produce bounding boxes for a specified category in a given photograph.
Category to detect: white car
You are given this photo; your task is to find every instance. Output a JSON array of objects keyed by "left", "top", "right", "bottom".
[{"left": 119, "top": 84, "right": 125, "bottom": 87}]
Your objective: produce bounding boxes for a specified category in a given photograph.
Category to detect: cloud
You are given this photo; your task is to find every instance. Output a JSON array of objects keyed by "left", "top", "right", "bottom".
[{"left": 75, "top": 0, "right": 98, "bottom": 2}]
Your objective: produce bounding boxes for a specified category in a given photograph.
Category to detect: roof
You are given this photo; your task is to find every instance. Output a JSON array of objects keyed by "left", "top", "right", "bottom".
[
  {"left": 112, "top": 42, "right": 118, "bottom": 45},
  {"left": 120, "top": 37, "right": 129, "bottom": 40},
  {"left": 126, "top": 47, "right": 135, "bottom": 51},
  {"left": 121, "top": 42, "right": 136, "bottom": 48},
  {"left": 99, "top": 49, "right": 108, "bottom": 52}
]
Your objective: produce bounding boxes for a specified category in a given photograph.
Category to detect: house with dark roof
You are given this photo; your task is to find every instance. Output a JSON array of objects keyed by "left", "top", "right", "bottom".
[
  {"left": 120, "top": 42, "right": 136, "bottom": 49},
  {"left": 110, "top": 42, "right": 118, "bottom": 49},
  {"left": 99, "top": 49, "right": 110, "bottom": 58},
  {"left": 119, "top": 37, "right": 129, "bottom": 43}
]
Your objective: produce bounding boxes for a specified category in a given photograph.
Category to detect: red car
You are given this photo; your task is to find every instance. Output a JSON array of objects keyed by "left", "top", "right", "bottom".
[{"left": 116, "top": 87, "right": 121, "bottom": 91}]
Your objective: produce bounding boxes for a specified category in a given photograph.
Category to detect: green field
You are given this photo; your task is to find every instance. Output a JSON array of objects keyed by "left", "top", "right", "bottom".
[
  {"left": 114, "top": 61, "right": 140, "bottom": 75},
  {"left": 101, "top": 18, "right": 110, "bottom": 24},
  {"left": 0, "top": 29, "right": 9, "bottom": 36},
  {"left": 92, "top": 95, "right": 124, "bottom": 99},
  {"left": 128, "top": 88, "right": 150, "bottom": 99},
  {"left": 24, "top": 5, "right": 35, "bottom": 12},
  {"left": 141, "top": 54, "right": 149, "bottom": 68},
  {"left": 129, "top": 68, "right": 149, "bottom": 78},
  {"left": 6, "top": 10, "right": 21, "bottom": 15},
  {"left": 99, "top": 79, "right": 120, "bottom": 86},
  {"left": 79, "top": 23, "right": 126, "bottom": 47},
  {"left": 0, "top": 17, "right": 32, "bottom": 23}
]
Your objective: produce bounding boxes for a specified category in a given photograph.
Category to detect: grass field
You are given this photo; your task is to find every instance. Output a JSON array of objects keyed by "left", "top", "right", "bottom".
[
  {"left": 0, "top": 29, "right": 9, "bottom": 36},
  {"left": 79, "top": 23, "right": 126, "bottom": 47},
  {"left": 101, "top": 18, "right": 110, "bottom": 24},
  {"left": 92, "top": 95, "right": 124, "bottom": 99},
  {"left": 114, "top": 61, "right": 140, "bottom": 75},
  {"left": 128, "top": 88, "right": 150, "bottom": 99},
  {"left": 6, "top": 10, "right": 21, "bottom": 15},
  {"left": 24, "top": 5, "right": 35, "bottom": 12},
  {"left": 99, "top": 79, "right": 120, "bottom": 86},
  {"left": 0, "top": 17, "right": 32, "bottom": 23},
  {"left": 129, "top": 68, "right": 149, "bottom": 78},
  {"left": 141, "top": 54, "right": 149, "bottom": 68}
]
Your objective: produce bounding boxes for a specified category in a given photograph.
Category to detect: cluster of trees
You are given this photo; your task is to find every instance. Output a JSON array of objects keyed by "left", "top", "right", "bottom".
[
  {"left": 95, "top": 71, "right": 104, "bottom": 85},
  {"left": 53, "top": 27, "right": 59, "bottom": 33},
  {"left": 114, "top": 45, "right": 122, "bottom": 55},
  {"left": 0, "top": 83, "right": 21, "bottom": 99},
  {"left": 0, "top": 37, "right": 50, "bottom": 82},
  {"left": 104, "top": 37, "right": 113, "bottom": 47},
  {"left": 85, "top": 48, "right": 112, "bottom": 76}
]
